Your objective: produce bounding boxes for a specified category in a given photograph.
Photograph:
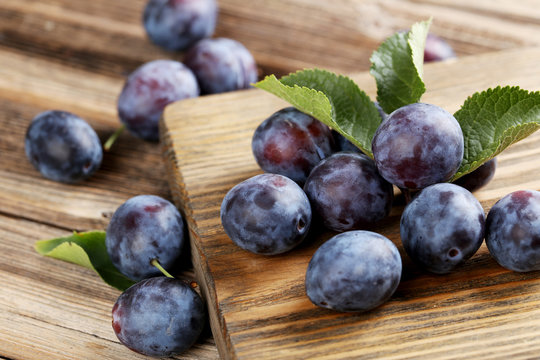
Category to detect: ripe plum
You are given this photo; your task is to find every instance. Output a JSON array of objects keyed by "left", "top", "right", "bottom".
[
  {"left": 112, "top": 277, "right": 206, "bottom": 357},
  {"left": 400, "top": 183, "right": 485, "bottom": 274},
  {"left": 252, "top": 107, "right": 335, "bottom": 185},
  {"left": 304, "top": 152, "right": 393, "bottom": 232},
  {"left": 486, "top": 190, "right": 540, "bottom": 272},
  {"left": 220, "top": 173, "right": 311, "bottom": 255},
  {"left": 25, "top": 110, "right": 103, "bottom": 183},
  {"left": 305, "top": 230, "right": 402, "bottom": 312},
  {"left": 454, "top": 158, "right": 497, "bottom": 192},
  {"left": 143, "top": 0, "right": 218, "bottom": 51},
  {"left": 106, "top": 195, "right": 185, "bottom": 281},
  {"left": 117, "top": 59, "right": 199, "bottom": 141},
  {"left": 424, "top": 33, "right": 456, "bottom": 62},
  {"left": 184, "top": 37, "right": 258, "bottom": 94},
  {"left": 372, "top": 103, "right": 464, "bottom": 190}
]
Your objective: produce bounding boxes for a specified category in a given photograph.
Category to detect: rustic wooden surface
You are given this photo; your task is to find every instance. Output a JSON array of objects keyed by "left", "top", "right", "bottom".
[
  {"left": 162, "top": 47, "right": 540, "bottom": 360},
  {"left": 1, "top": 0, "right": 540, "bottom": 359},
  {"left": 3, "top": 0, "right": 540, "bottom": 77}
]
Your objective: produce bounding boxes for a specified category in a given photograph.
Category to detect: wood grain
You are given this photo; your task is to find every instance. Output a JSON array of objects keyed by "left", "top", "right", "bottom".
[
  {"left": 1, "top": 0, "right": 540, "bottom": 358},
  {"left": 2, "top": 0, "right": 540, "bottom": 77},
  {"left": 0, "top": 216, "right": 217, "bottom": 360},
  {"left": 162, "top": 47, "right": 540, "bottom": 359},
  {"left": 0, "top": 46, "right": 219, "bottom": 358},
  {"left": 0, "top": 48, "right": 173, "bottom": 231}
]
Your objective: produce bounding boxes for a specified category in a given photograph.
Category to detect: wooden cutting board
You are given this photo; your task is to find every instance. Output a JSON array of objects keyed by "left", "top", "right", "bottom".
[{"left": 161, "top": 47, "right": 540, "bottom": 360}]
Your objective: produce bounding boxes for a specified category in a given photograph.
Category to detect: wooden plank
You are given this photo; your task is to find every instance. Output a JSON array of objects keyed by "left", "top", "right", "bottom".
[
  {"left": 0, "top": 47, "right": 171, "bottom": 231},
  {"left": 1, "top": 0, "right": 540, "bottom": 76},
  {"left": 161, "top": 46, "right": 540, "bottom": 359},
  {"left": 0, "top": 0, "right": 163, "bottom": 76}
]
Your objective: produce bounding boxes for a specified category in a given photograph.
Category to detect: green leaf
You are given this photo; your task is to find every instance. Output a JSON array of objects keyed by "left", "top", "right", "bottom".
[
  {"left": 452, "top": 86, "right": 540, "bottom": 180},
  {"left": 370, "top": 18, "right": 432, "bottom": 114},
  {"left": 35, "top": 231, "right": 135, "bottom": 291},
  {"left": 255, "top": 69, "right": 383, "bottom": 157}
]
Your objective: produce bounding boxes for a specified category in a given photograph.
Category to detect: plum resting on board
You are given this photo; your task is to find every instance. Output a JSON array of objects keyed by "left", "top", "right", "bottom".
[
  {"left": 400, "top": 183, "right": 485, "bottom": 274},
  {"left": 305, "top": 230, "right": 402, "bottom": 312},
  {"left": 303, "top": 152, "right": 393, "bottom": 232},
  {"left": 424, "top": 33, "right": 456, "bottom": 62},
  {"left": 252, "top": 107, "right": 335, "bottom": 185},
  {"left": 486, "top": 190, "right": 540, "bottom": 272},
  {"left": 454, "top": 158, "right": 497, "bottom": 192},
  {"left": 372, "top": 102, "right": 464, "bottom": 190},
  {"left": 220, "top": 173, "right": 312, "bottom": 255}
]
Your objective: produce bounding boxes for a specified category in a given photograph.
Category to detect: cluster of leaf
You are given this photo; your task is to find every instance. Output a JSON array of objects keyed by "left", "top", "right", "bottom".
[
  {"left": 255, "top": 19, "right": 540, "bottom": 180},
  {"left": 36, "top": 20, "right": 540, "bottom": 291}
]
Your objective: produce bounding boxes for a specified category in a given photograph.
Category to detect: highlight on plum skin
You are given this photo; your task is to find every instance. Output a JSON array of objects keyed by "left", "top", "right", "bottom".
[
  {"left": 486, "top": 189, "right": 540, "bottom": 272},
  {"left": 184, "top": 37, "right": 258, "bottom": 94},
  {"left": 252, "top": 107, "right": 336, "bottom": 185},
  {"left": 371, "top": 102, "right": 464, "bottom": 190},
  {"left": 220, "top": 173, "right": 312, "bottom": 255},
  {"left": 143, "top": 0, "right": 218, "bottom": 51},
  {"left": 105, "top": 195, "right": 186, "bottom": 281},
  {"left": 25, "top": 110, "right": 103, "bottom": 183},
  {"left": 112, "top": 277, "right": 206, "bottom": 357},
  {"left": 400, "top": 183, "right": 485, "bottom": 274},
  {"left": 303, "top": 152, "right": 393, "bottom": 232},
  {"left": 117, "top": 59, "right": 199, "bottom": 142}
]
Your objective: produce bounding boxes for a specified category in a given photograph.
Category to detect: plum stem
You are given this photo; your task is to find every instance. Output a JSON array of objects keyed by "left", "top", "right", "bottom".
[
  {"left": 104, "top": 125, "right": 126, "bottom": 151},
  {"left": 150, "top": 259, "right": 174, "bottom": 278}
]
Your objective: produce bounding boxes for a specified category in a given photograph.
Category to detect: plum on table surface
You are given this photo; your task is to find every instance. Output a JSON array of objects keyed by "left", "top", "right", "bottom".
[
  {"left": 400, "top": 183, "right": 485, "bottom": 274},
  {"left": 424, "top": 33, "right": 456, "bottom": 62},
  {"left": 486, "top": 190, "right": 540, "bottom": 272},
  {"left": 117, "top": 59, "right": 199, "bottom": 141},
  {"left": 372, "top": 102, "right": 464, "bottom": 190},
  {"left": 112, "top": 277, "right": 206, "bottom": 357},
  {"left": 220, "top": 173, "right": 311, "bottom": 255},
  {"left": 252, "top": 107, "right": 335, "bottom": 185},
  {"left": 106, "top": 195, "right": 185, "bottom": 281},
  {"left": 25, "top": 110, "right": 102, "bottom": 183},
  {"left": 305, "top": 230, "right": 402, "bottom": 312},
  {"left": 303, "top": 152, "right": 393, "bottom": 232},
  {"left": 143, "top": 0, "right": 218, "bottom": 51},
  {"left": 184, "top": 37, "right": 258, "bottom": 94}
]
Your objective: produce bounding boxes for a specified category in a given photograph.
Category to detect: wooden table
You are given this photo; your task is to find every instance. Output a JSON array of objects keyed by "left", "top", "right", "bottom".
[{"left": 1, "top": 1, "right": 540, "bottom": 359}]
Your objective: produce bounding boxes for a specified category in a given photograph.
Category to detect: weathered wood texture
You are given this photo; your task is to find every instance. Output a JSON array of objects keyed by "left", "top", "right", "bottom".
[
  {"left": 2, "top": 0, "right": 540, "bottom": 77},
  {"left": 0, "top": 46, "right": 218, "bottom": 359},
  {"left": 1, "top": 0, "right": 540, "bottom": 359},
  {"left": 162, "top": 47, "right": 540, "bottom": 360}
]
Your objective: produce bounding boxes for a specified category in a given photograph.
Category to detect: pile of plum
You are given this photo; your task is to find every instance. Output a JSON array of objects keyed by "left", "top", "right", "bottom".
[
  {"left": 221, "top": 102, "right": 540, "bottom": 313},
  {"left": 22, "top": 0, "right": 540, "bottom": 356},
  {"left": 106, "top": 195, "right": 206, "bottom": 357},
  {"left": 24, "top": 0, "right": 257, "bottom": 183},
  {"left": 23, "top": 0, "right": 257, "bottom": 357}
]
